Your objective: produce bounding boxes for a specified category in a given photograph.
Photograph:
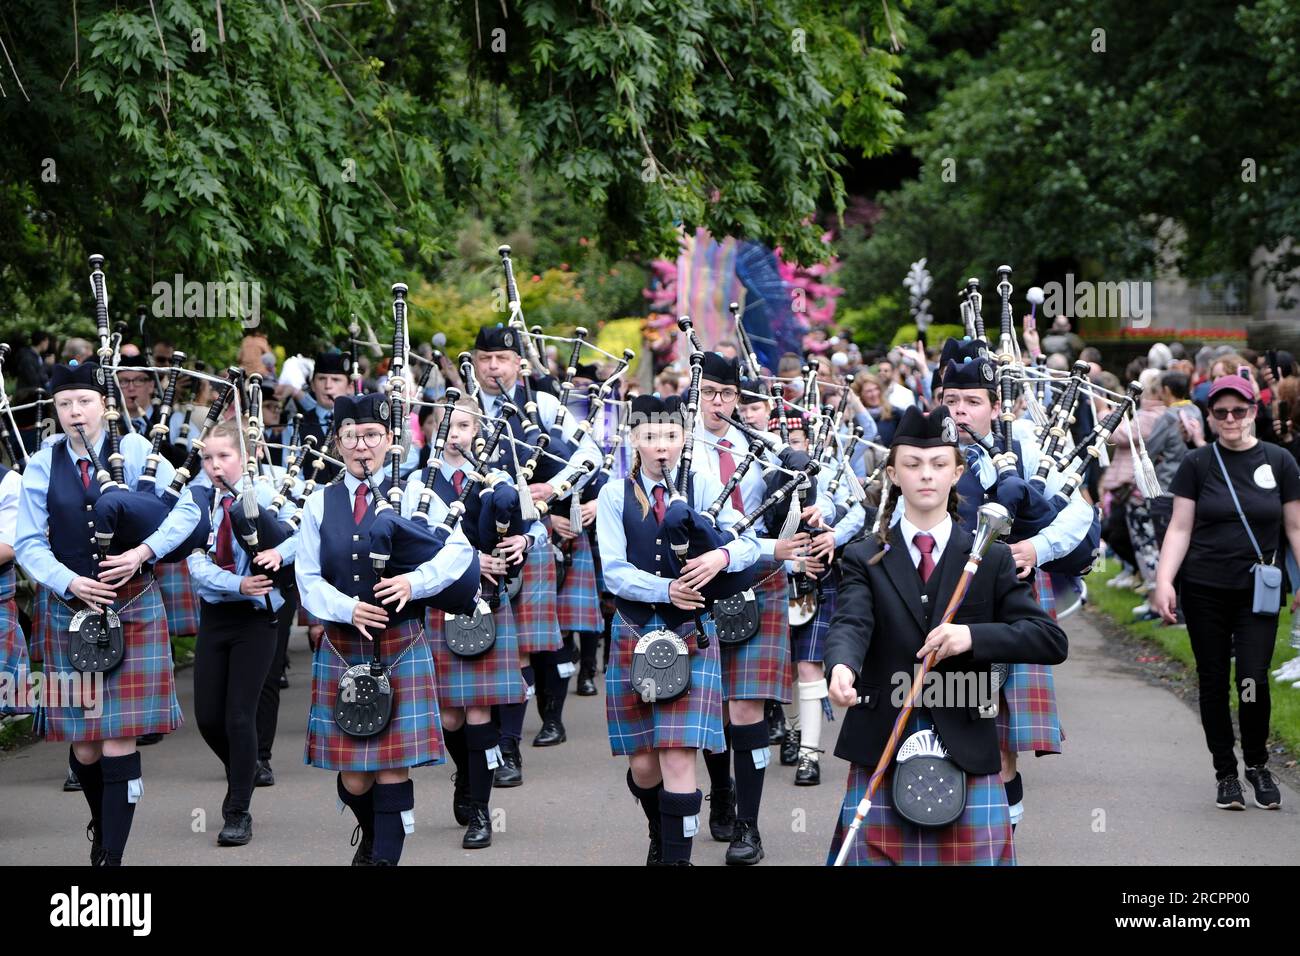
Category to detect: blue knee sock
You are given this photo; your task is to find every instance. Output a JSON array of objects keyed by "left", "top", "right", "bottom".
[
  {"left": 371, "top": 780, "right": 415, "bottom": 865},
  {"left": 658, "top": 789, "right": 703, "bottom": 865},
  {"left": 99, "top": 753, "right": 142, "bottom": 865}
]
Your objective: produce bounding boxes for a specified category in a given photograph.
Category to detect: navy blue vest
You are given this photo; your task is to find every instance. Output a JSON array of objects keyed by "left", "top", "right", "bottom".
[
  {"left": 429, "top": 467, "right": 484, "bottom": 551},
  {"left": 615, "top": 475, "right": 695, "bottom": 629},
  {"left": 320, "top": 478, "right": 419, "bottom": 625},
  {"left": 47, "top": 439, "right": 112, "bottom": 579}
]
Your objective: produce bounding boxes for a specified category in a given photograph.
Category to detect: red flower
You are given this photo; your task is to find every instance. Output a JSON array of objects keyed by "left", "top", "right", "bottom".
[{"left": 531, "top": 274, "right": 541, "bottom": 282}]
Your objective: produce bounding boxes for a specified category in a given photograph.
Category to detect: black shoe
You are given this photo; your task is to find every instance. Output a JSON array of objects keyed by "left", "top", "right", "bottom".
[
  {"left": 780, "top": 727, "right": 801, "bottom": 766},
  {"left": 279, "top": 665, "right": 289, "bottom": 689},
  {"left": 86, "top": 820, "right": 104, "bottom": 866},
  {"left": 707, "top": 781, "right": 736, "bottom": 842},
  {"left": 350, "top": 824, "right": 375, "bottom": 865},
  {"left": 64, "top": 768, "right": 82, "bottom": 793},
  {"left": 217, "top": 811, "right": 252, "bottom": 846},
  {"left": 532, "top": 715, "right": 566, "bottom": 747},
  {"left": 725, "top": 820, "right": 765, "bottom": 865},
  {"left": 1245, "top": 765, "right": 1282, "bottom": 809},
  {"left": 462, "top": 803, "right": 492, "bottom": 849},
  {"left": 452, "top": 772, "right": 473, "bottom": 826},
  {"left": 135, "top": 732, "right": 164, "bottom": 746},
  {"left": 1215, "top": 776, "right": 1246, "bottom": 810},
  {"left": 576, "top": 666, "right": 597, "bottom": 696},
  {"left": 794, "top": 751, "right": 821, "bottom": 786},
  {"left": 253, "top": 761, "right": 275, "bottom": 788},
  {"left": 767, "top": 703, "right": 786, "bottom": 745},
  {"left": 494, "top": 738, "right": 523, "bottom": 788},
  {"left": 646, "top": 816, "right": 664, "bottom": 866}
]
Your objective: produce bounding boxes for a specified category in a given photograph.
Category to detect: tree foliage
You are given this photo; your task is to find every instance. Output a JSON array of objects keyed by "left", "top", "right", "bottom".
[{"left": 0, "top": 0, "right": 907, "bottom": 352}]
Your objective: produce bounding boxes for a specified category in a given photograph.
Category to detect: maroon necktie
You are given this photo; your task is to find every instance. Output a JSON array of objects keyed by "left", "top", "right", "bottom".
[
  {"left": 215, "top": 497, "right": 236, "bottom": 572},
  {"left": 79, "top": 459, "right": 92, "bottom": 490},
  {"left": 717, "top": 439, "right": 745, "bottom": 513},
  {"left": 913, "top": 532, "right": 936, "bottom": 584},
  {"left": 452, "top": 469, "right": 465, "bottom": 497},
  {"left": 353, "top": 483, "right": 369, "bottom": 525},
  {"left": 652, "top": 485, "right": 666, "bottom": 524}
]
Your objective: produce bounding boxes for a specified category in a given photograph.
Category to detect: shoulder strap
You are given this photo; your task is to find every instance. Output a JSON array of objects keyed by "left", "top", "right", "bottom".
[{"left": 1211, "top": 443, "right": 1268, "bottom": 565}]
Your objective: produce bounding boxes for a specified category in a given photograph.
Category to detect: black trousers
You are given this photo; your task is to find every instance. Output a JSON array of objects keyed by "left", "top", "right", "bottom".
[
  {"left": 194, "top": 601, "right": 278, "bottom": 814},
  {"left": 1103, "top": 490, "right": 1136, "bottom": 569},
  {"left": 1180, "top": 583, "right": 1278, "bottom": 778},
  {"left": 257, "top": 589, "right": 297, "bottom": 762}
]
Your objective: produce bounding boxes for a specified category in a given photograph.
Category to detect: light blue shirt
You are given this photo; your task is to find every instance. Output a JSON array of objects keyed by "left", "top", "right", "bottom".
[
  {"left": 186, "top": 475, "right": 301, "bottom": 612},
  {"left": 595, "top": 467, "right": 759, "bottom": 606},
  {"left": 15, "top": 430, "right": 199, "bottom": 599},
  {"left": 295, "top": 469, "right": 474, "bottom": 625}
]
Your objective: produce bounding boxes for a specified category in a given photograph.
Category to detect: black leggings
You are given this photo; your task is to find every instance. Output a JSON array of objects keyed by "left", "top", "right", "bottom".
[
  {"left": 257, "top": 589, "right": 297, "bottom": 762},
  {"left": 194, "top": 601, "right": 277, "bottom": 814},
  {"left": 1180, "top": 583, "right": 1278, "bottom": 778}
]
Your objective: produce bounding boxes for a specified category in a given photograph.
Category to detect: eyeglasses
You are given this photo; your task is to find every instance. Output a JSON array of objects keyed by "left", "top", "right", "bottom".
[
  {"left": 338, "top": 431, "right": 386, "bottom": 449},
  {"left": 700, "top": 387, "right": 738, "bottom": 403},
  {"left": 1210, "top": 406, "right": 1253, "bottom": 421},
  {"left": 118, "top": 376, "right": 150, "bottom": 386}
]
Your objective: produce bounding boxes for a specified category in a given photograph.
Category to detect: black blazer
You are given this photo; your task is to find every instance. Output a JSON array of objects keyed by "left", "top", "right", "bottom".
[{"left": 823, "top": 523, "right": 1068, "bottom": 775}]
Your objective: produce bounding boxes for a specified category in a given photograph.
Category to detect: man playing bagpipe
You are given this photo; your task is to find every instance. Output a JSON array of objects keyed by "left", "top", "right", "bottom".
[
  {"left": 294, "top": 391, "right": 476, "bottom": 865},
  {"left": 825, "top": 405, "right": 1068, "bottom": 865},
  {"left": 936, "top": 337, "right": 1097, "bottom": 828},
  {"left": 470, "top": 325, "right": 602, "bottom": 783}
]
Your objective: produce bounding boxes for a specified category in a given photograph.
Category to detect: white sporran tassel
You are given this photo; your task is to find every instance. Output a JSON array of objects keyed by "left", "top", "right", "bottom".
[
  {"left": 1133, "top": 412, "right": 1162, "bottom": 499},
  {"left": 779, "top": 477, "right": 805, "bottom": 539}
]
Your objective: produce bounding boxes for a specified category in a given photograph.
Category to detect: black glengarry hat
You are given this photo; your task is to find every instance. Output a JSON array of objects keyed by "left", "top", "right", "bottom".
[
  {"left": 629, "top": 393, "right": 685, "bottom": 428},
  {"left": 699, "top": 352, "right": 740, "bottom": 387},
  {"left": 891, "top": 405, "right": 959, "bottom": 449},
  {"left": 51, "top": 362, "right": 108, "bottom": 395},
  {"left": 332, "top": 392, "right": 390, "bottom": 428},
  {"left": 474, "top": 325, "right": 522, "bottom": 355},
  {"left": 314, "top": 350, "right": 351, "bottom": 378}
]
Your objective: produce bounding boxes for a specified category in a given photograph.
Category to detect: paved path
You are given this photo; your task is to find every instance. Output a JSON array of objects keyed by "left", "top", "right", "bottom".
[{"left": 1, "top": 609, "right": 1296, "bottom": 865}]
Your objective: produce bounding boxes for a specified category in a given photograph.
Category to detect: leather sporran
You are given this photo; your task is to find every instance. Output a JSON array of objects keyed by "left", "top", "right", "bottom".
[
  {"left": 891, "top": 728, "right": 967, "bottom": 828},
  {"left": 713, "top": 589, "right": 759, "bottom": 645},
  {"left": 630, "top": 628, "right": 691, "bottom": 704},
  {"left": 445, "top": 599, "right": 497, "bottom": 657},
  {"left": 335, "top": 662, "right": 394, "bottom": 738},
  {"left": 68, "top": 608, "right": 125, "bottom": 674}
]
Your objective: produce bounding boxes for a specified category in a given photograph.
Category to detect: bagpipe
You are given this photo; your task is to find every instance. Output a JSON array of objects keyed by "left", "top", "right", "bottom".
[
  {"left": 0, "top": 343, "right": 36, "bottom": 469},
  {"left": 360, "top": 284, "right": 484, "bottom": 621}
]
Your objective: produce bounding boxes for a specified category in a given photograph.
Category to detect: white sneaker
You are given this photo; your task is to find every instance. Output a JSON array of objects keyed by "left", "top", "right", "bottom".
[
  {"left": 1134, "top": 580, "right": 1154, "bottom": 595},
  {"left": 1108, "top": 572, "right": 1137, "bottom": 589},
  {"left": 1274, "top": 659, "right": 1300, "bottom": 682},
  {"left": 1132, "top": 601, "right": 1153, "bottom": 617}
]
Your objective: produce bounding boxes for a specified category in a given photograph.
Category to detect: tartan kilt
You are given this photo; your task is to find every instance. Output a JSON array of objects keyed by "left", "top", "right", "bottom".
[
  {"left": 33, "top": 575, "right": 182, "bottom": 742},
  {"left": 555, "top": 531, "right": 602, "bottom": 634},
  {"left": 1032, "top": 568, "right": 1058, "bottom": 620},
  {"left": 512, "top": 541, "right": 562, "bottom": 653},
  {"left": 605, "top": 612, "right": 725, "bottom": 756},
  {"left": 0, "top": 588, "right": 31, "bottom": 715},
  {"left": 720, "top": 557, "right": 792, "bottom": 703},
  {"left": 426, "top": 603, "right": 527, "bottom": 709},
  {"left": 29, "top": 585, "right": 50, "bottom": 661},
  {"left": 827, "top": 761, "right": 1015, "bottom": 866},
  {"left": 298, "top": 605, "right": 322, "bottom": 628},
  {"left": 792, "top": 568, "right": 838, "bottom": 664},
  {"left": 305, "top": 619, "right": 444, "bottom": 772},
  {"left": 996, "top": 662, "right": 1063, "bottom": 755},
  {"left": 155, "top": 560, "right": 201, "bottom": 637}
]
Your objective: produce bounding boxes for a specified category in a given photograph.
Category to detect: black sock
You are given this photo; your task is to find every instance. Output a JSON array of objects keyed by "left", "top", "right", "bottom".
[
  {"left": 730, "top": 720, "right": 769, "bottom": 826},
  {"left": 1004, "top": 771, "right": 1023, "bottom": 806},
  {"left": 531, "top": 653, "right": 553, "bottom": 719},
  {"left": 659, "top": 789, "right": 702, "bottom": 864},
  {"left": 371, "top": 780, "right": 414, "bottom": 865},
  {"left": 70, "top": 748, "right": 104, "bottom": 832},
  {"left": 465, "top": 723, "right": 500, "bottom": 805},
  {"left": 580, "top": 631, "right": 598, "bottom": 671},
  {"left": 703, "top": 747, "right": 731, "bottom": 794},
  {"left": 626, "top": 768, "right": 662, "bottom": 827},
  {"left": 444, "top": 725, "right": 469, "bottom": 779},
  {"left": 498, "top": 701, "right": 526, "bottom": 745},
  {"left": 336, "top": 773, "right": 375, "bottom": 844},
  {"left": 99, "top": 753, "right": 142, "bottom": 865},
  {"left": 547, "top": 647, "right": 570, "bottom": 715}
]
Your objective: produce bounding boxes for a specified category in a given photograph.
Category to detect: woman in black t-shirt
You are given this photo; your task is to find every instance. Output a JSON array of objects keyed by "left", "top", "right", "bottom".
[{"left": 1154, "top": 370, "right": 1300, "bottom": 812}]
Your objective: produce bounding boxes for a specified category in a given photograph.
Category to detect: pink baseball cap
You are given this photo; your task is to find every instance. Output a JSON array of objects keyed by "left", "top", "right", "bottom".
[{"left": 1207, "top": 366, "right": 1258, "bottom": 404}]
